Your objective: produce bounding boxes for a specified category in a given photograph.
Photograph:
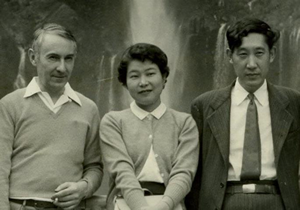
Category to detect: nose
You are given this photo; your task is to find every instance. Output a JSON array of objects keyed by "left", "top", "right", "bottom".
[
  {"left": 139, "top": 75, "right": 149, "bottom": 87},
  {"left": 246, "top": 55, "right": 257, "bottom": 69},
  {"left": 56, "top": 60, "right": 66, "bottom": 72}
]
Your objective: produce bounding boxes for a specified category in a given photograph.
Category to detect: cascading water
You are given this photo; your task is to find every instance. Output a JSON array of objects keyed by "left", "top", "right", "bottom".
[
  {"left": 288, "top": 25, "right": 300, "bottom": 90},
  {"left": 96, "top": 55, "right": 105, "bottom": 105},
  {"left": 278, "top": 30, "right": 284, "bottom": 85},
  {"left": 108, "top": 55, "right": 117, "bottom": 107},
  {"left": 96, "top": 0, "right": 182, "bottom": 115},
  {"left": 213, "top": 23, "right": 232, "bottom": 89},
  {"left": 96, "top": 51, "right": 131, "bottom": 118},
  {"left": 127, "top": 0, "right": 181, "bottom": 107}
]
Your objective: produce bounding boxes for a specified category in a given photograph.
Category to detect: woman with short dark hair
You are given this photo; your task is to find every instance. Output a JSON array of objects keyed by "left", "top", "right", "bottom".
[{"left": 100, "top": 43, "right": 199, "bottom": 210}]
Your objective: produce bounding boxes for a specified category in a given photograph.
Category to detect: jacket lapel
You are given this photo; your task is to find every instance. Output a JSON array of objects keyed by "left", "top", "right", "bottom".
[
  {"left": 206, "top": 82, "right": 293, "bottom": 169},
  {"left": 268, "top": 83, "right": 293, "bottom": 166},
  {"left": 207, "top": 84, "right": 233, "bottom": 167}
]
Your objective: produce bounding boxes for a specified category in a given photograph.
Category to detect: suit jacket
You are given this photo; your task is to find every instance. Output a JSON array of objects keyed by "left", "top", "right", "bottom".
[{"left": 185, "top": 82, "right": 300, "bottom": 210}]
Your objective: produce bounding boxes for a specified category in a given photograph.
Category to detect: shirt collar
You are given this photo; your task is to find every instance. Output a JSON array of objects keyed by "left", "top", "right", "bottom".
[
  {"left": 24, "top": 77, "right": 42, "bottom": 98},
  {"left": 253, "top": 79, "right": 268, "bottom": 106},
  {"left": 130, "top": 101, "right": 166, "bottom": 120},
  {"left": 232, "top": 78, "right": 268, "bottom": 106},
  {"left": 24, "top": 77, "right": 82, "bottom": 106}
]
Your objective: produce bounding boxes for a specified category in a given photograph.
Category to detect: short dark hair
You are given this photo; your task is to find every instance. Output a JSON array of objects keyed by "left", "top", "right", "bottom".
[
  {"left": 226, "top": 18, "right": 280, "bottom": 51},
  {"left": 118, "top": 43, "right": 170, "bottom": 86},
  {"left": 31, "top": 23, "right": 77, "bottom": 53}
]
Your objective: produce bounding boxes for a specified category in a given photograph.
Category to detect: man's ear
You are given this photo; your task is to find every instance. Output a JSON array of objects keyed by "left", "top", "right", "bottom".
[
  {"left": 226, "top": 48, "right": 233, "bottom": 64},
  {"left": 269, "top": 46, "right": 276, "bottom": 63},
  {"left": 28, "top": 48, "right": 37, "bottom": 66}
]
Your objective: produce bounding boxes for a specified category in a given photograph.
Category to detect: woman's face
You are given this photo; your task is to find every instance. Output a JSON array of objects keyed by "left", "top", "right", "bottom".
[{"left": 126, "top": 59, "right": 166, "bottom": 112}]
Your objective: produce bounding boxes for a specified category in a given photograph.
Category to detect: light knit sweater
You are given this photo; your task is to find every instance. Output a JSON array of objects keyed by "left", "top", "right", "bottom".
[
  {"left": 0, "top": 88, "right": 103, "bottom": 209},
  {"left": 100, "top": 108, "right": 199, "bottom": 210}
]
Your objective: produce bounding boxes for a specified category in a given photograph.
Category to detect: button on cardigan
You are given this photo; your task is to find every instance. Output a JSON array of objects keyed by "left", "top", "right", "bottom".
[{"left": 100, "top": 107, "right": 199, "bottom": 210}]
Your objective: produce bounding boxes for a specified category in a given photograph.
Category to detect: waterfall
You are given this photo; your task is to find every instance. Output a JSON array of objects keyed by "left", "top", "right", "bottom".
[
  {"left": 218, "top": 0, "right": 225, "bottom": 7},
  {"left": 278, "top": 30, "right": 284, "bottom": 85},
  {"left": 96, "top": 54, "right": 118, "bottom": 118},
  {"left": 248, "top": 0, "right": 258, "bottom": 11},
  {"left": 13, "top": 46, "right": 27, "bottom": 89},
  {"left": 128, "top": 0, "right": 181, "bottom": 107},
  {"left": 213, "top": 23, "right": 230, "bottom": 89},
  {"left": 95, "top": 0, "right": 182, "bottom": 115},
  {"left": 96, "top": 53, "right": 130, "bottom": 118},
  {"left": 288, "top": 25, "right": 300, "bottom": 90},
  {"left": 96, "top": 55, "right": 105, "bottom": 106},
  {"left": 108, "top": 55, "right": 117, "bottom": 107}
]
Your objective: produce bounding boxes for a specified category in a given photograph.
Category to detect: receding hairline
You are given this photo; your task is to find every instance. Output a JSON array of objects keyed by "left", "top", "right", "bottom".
[
  {"left": 34, "top": 32, "right": 77, "bottom": 53},
  {"left": 31, "top": 24, "right": 77, "bottom": 53}
]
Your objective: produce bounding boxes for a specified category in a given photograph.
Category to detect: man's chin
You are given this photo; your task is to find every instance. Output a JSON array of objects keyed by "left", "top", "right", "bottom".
[
  {"left": 245, "top": 80, "right": 264, "bottom": 92},
  {"left": 49, "top": 83, "right": 67, "bottom": 92}
]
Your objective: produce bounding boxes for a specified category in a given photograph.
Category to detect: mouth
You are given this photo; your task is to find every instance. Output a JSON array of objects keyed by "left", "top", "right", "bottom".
[
  {"left": 139, "top": 90, "right": 152, "bottom": 94},
  {"left": 246, "top": 73, "right": 260, "bottom": 77},
  {"left": 52, "top": 75, "right": 67, "bottom": 79}
]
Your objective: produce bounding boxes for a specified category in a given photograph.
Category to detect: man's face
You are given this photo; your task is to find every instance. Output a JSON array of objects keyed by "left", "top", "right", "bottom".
[
  {"left": 228, "top": 33, "right": 276, "bottom": 93},
  {"left": 32, "top": 33, "right": 77, "bottom": 95}
]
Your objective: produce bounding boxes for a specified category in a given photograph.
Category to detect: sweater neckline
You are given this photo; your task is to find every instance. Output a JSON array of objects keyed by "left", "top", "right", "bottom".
[{"left": 34, "top": 95, "right": 68, "bottom": 118}]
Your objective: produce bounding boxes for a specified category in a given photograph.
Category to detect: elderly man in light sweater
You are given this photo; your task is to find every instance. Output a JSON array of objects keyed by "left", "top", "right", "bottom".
[{"left": 0, "top": 23, "right": 103, "bottom": 210}]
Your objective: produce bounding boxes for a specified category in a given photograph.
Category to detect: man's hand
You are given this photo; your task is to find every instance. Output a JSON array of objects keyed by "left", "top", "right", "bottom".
[{"left": 51, "top": 181, "right": 88, "bottom": 210}]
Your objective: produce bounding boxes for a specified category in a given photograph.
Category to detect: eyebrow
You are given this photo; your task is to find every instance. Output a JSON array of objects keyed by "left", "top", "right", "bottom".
[
  {"left": 145, "top": 67, "right": 157, "bottom": 71},
  {"left": 128, "top": 67, "right": 157, "bottom": 73},
  {"left": 46, "top": 53, "right": 76, "bottom": 57},
  {"left": 65, "top": 54, "right": 76, "bottom": 57},
  {"left": 237, "top": 46, "right": 266, "bottom": 51}
]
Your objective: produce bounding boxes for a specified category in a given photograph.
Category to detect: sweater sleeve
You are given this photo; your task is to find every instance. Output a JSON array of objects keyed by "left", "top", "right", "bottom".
[
  {"left": 163, "top": 114, "right": 200, "bottom": 209},
  {"left": 0, "top": 101, "right": 14, "bottom": 209},
  {"left": 100, "top": 113, "right": 149, "bottom": 210},
  {"left": 81, "top": 103, "right": 103, "bottom": 198}
]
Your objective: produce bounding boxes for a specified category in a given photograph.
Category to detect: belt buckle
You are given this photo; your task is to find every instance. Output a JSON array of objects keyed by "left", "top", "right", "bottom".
[{"left": 242, "top": 184, "right": 256, "bottom": 193}]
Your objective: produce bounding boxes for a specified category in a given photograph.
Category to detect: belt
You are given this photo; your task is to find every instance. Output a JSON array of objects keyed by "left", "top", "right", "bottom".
[
  {"left": 10, "top": 199, "right": 86, "bottom": 209},
  {"left": 139, "top": 181, "right": 165, "bottom": 195},
  {"left": 9, "top": 199, "right": 57, "bottom": 208},
  {"left": 226, "top": 180, "right": 280, "bottom": 194}
]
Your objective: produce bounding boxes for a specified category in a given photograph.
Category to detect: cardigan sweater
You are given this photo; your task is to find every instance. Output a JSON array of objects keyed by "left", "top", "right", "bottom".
[
  {"left": 0, "top": 88, "right": 103, "bottom": 209},
  {"left": 100, "top": 108, "right": 199, "bottom": 210}
]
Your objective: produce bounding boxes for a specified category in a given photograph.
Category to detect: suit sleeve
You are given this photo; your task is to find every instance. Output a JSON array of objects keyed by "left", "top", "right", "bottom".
[
  {"left": 185, "top": 99, "right": 203, "bottom": 210},
  {"left": 0, "top": 100, "right": 14, "bottom": 209}
]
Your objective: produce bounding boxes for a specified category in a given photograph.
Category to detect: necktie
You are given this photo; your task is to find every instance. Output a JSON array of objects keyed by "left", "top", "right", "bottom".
[{"left": 240, "top": 93, "right": 261, "bottom": 180}]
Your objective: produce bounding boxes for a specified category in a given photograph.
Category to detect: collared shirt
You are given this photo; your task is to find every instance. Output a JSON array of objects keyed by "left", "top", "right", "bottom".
[
  {"left": 24, "top": 77, "right": 81, "bottom": 113},
  {"left": 228, "top": 79, "right": 276, "bottom": 181},
  {"left": 131, "top": 101, "right": 166, "bottom": 183}
]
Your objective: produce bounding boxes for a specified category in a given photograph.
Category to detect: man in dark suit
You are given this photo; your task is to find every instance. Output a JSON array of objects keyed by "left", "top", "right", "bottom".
[{"left": 186, "top": 18, "right": 300, "bottom": 210}]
